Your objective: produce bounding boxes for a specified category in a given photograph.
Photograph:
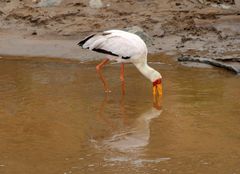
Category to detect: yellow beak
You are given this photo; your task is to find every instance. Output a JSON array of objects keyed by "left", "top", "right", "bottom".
[
  {"left": 153, "top": 85, "right": 163, "bottom": 110},
  {"left": 153, "top": 84, "right": 163, "bottom": 96}
]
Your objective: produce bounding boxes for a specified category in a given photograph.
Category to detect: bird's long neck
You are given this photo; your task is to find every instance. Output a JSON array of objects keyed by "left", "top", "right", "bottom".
[{"left": 134, "top": 61, "right": 161, "bottom": 82}]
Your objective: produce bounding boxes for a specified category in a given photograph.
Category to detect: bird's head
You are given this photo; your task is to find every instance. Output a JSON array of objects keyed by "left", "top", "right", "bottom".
[
  {"left": 150, "top": 69, "right": 163, "bottom": 97},
  {"left": 133, "top": 61, "right": 163, "bottom": 96}
]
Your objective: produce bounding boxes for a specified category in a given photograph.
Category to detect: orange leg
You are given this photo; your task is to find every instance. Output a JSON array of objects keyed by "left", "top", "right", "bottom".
[
  {"left": 120, "top": 63, "right": 125, "bottom": 95},
  {"left": 96, "top": 59, "right": 110, "bottom": 92}
]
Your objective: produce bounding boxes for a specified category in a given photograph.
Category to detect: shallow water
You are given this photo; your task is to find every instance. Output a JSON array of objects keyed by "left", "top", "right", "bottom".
[{"left": 0, "top": 56, "right": 240, "bottom": 174}]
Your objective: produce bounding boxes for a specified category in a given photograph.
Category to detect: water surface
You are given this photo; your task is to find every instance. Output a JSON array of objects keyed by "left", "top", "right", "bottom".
[{"left": 0, "top": 56, "right": 240, "bottom": 174}]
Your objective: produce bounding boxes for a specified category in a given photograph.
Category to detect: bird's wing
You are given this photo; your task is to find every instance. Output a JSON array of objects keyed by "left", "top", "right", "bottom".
[{"left": 78, "top": 31, "right": 143, "bottom": 58}]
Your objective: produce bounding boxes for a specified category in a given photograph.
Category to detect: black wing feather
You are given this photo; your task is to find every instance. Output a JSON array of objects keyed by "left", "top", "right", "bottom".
[
  {"left": 77, "top": 32, "right": 131, "bottom": 59},
  {"left": 93, "top": 48, "right": 130, "bottom": 59},
  {"left": 77, "top": 34, "right": 95, "bottom": 47}
]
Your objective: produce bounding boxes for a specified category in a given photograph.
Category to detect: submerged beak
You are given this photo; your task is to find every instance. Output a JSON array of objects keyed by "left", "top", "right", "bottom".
[
  {"left": 152, "top": 79, "right": 163, "bottom": 96},
  {"left": 153, "top": 93, "right": 163, "bottom": 110}
]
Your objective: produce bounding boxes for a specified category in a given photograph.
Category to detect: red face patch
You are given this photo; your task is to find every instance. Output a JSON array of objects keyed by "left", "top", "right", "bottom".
[{"left": 153, "top": 78, "right": 162, "bottom": 86}]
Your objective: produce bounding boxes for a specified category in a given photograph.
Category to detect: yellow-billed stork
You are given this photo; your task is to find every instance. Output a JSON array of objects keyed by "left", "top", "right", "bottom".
[{"left": 78, "top": 29, "right": 162, "bottom": 96}]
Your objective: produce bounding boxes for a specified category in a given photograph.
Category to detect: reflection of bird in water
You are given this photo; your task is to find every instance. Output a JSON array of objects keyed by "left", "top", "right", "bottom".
[
  {"left": 102, "top": 106, "right": 162, "bottom": 152},
  {"left": 78, "top": 30, "right": 163, "bottom": 96},
  {"left": 94, "top": 95, "right": 162, "bottom": 154}
]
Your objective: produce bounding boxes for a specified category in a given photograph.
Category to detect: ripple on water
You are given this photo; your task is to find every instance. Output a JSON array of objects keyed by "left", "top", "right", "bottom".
[{"left": 104, "top": 156, "right": 171, "bottom": 167}]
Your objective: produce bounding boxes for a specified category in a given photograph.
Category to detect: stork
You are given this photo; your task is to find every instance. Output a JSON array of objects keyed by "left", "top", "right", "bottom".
[{"left": 78, "top": 29, "right": 162, "bottom": 96}]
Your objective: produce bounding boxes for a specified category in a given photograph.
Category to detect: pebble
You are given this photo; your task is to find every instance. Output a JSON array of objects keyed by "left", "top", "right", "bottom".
[
  {"left": 36, "top": 0, "right": 62, "bottom": 7},
  {"left": 89, "top": 0, "right": 103, "bottom": 9}
]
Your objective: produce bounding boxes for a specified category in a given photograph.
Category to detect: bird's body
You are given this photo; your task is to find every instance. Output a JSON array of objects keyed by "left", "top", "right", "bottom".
[
  {"left": 78, "top": 29, "right": 162, "bottom": 96},
  {"left": 79, "top": 30, "right": 147, "bottom": 63}
]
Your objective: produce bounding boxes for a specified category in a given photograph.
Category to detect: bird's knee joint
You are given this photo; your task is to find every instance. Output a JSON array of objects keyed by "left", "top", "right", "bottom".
[
  {"left": 96, "top": 66, "right": 100, "bottom": 71},
  {"left": 120, "top": 76, "right": 124, "bottom": 82}
]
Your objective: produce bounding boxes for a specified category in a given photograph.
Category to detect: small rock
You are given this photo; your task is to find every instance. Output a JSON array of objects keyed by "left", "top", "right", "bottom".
[
  {"left": 36, "top": 0, "right": 63, "bottom": 7},
  {"left": 89, "top": 0, "right": 103, "bottom": 9}
]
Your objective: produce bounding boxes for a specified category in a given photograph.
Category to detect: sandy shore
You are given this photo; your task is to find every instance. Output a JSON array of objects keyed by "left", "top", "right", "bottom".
[
  {"left": 0, "top": 0, "right": 239, "bottom": 71},
  {"left": 0, "top": 32, "right": 102, "bottom": 61}
]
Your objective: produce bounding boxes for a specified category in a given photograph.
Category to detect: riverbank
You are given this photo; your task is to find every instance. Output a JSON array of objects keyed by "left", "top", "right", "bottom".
[{"left": 0, "top": 0, "right": 240, "bottom": 72}]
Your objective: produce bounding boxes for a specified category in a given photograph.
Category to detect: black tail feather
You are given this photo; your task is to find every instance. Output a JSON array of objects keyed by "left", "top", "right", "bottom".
[{"left": 77, "top": 34, "right": 95, "bottom": 47}]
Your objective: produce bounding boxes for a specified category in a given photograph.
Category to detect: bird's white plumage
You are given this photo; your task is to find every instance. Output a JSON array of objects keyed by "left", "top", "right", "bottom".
[
  {"left": 81, "top": 30, "right": 147, "bottom": 62},
  {"left": 79, "top": 29, "right": 161, "bottom": 83}
]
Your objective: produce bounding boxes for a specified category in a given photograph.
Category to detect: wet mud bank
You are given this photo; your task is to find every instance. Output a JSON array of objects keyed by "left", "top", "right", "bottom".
[
  {"left": 0, "top": 0, "right": 240, "bottom": 73},
  {"left": 0, "top": 34, "right": 101, "bottom": 61}
]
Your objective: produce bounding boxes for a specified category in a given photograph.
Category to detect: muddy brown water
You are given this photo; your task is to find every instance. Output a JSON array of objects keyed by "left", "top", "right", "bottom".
[{"left": 0, "top": 55, "right": 240, "bottom": 174}]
